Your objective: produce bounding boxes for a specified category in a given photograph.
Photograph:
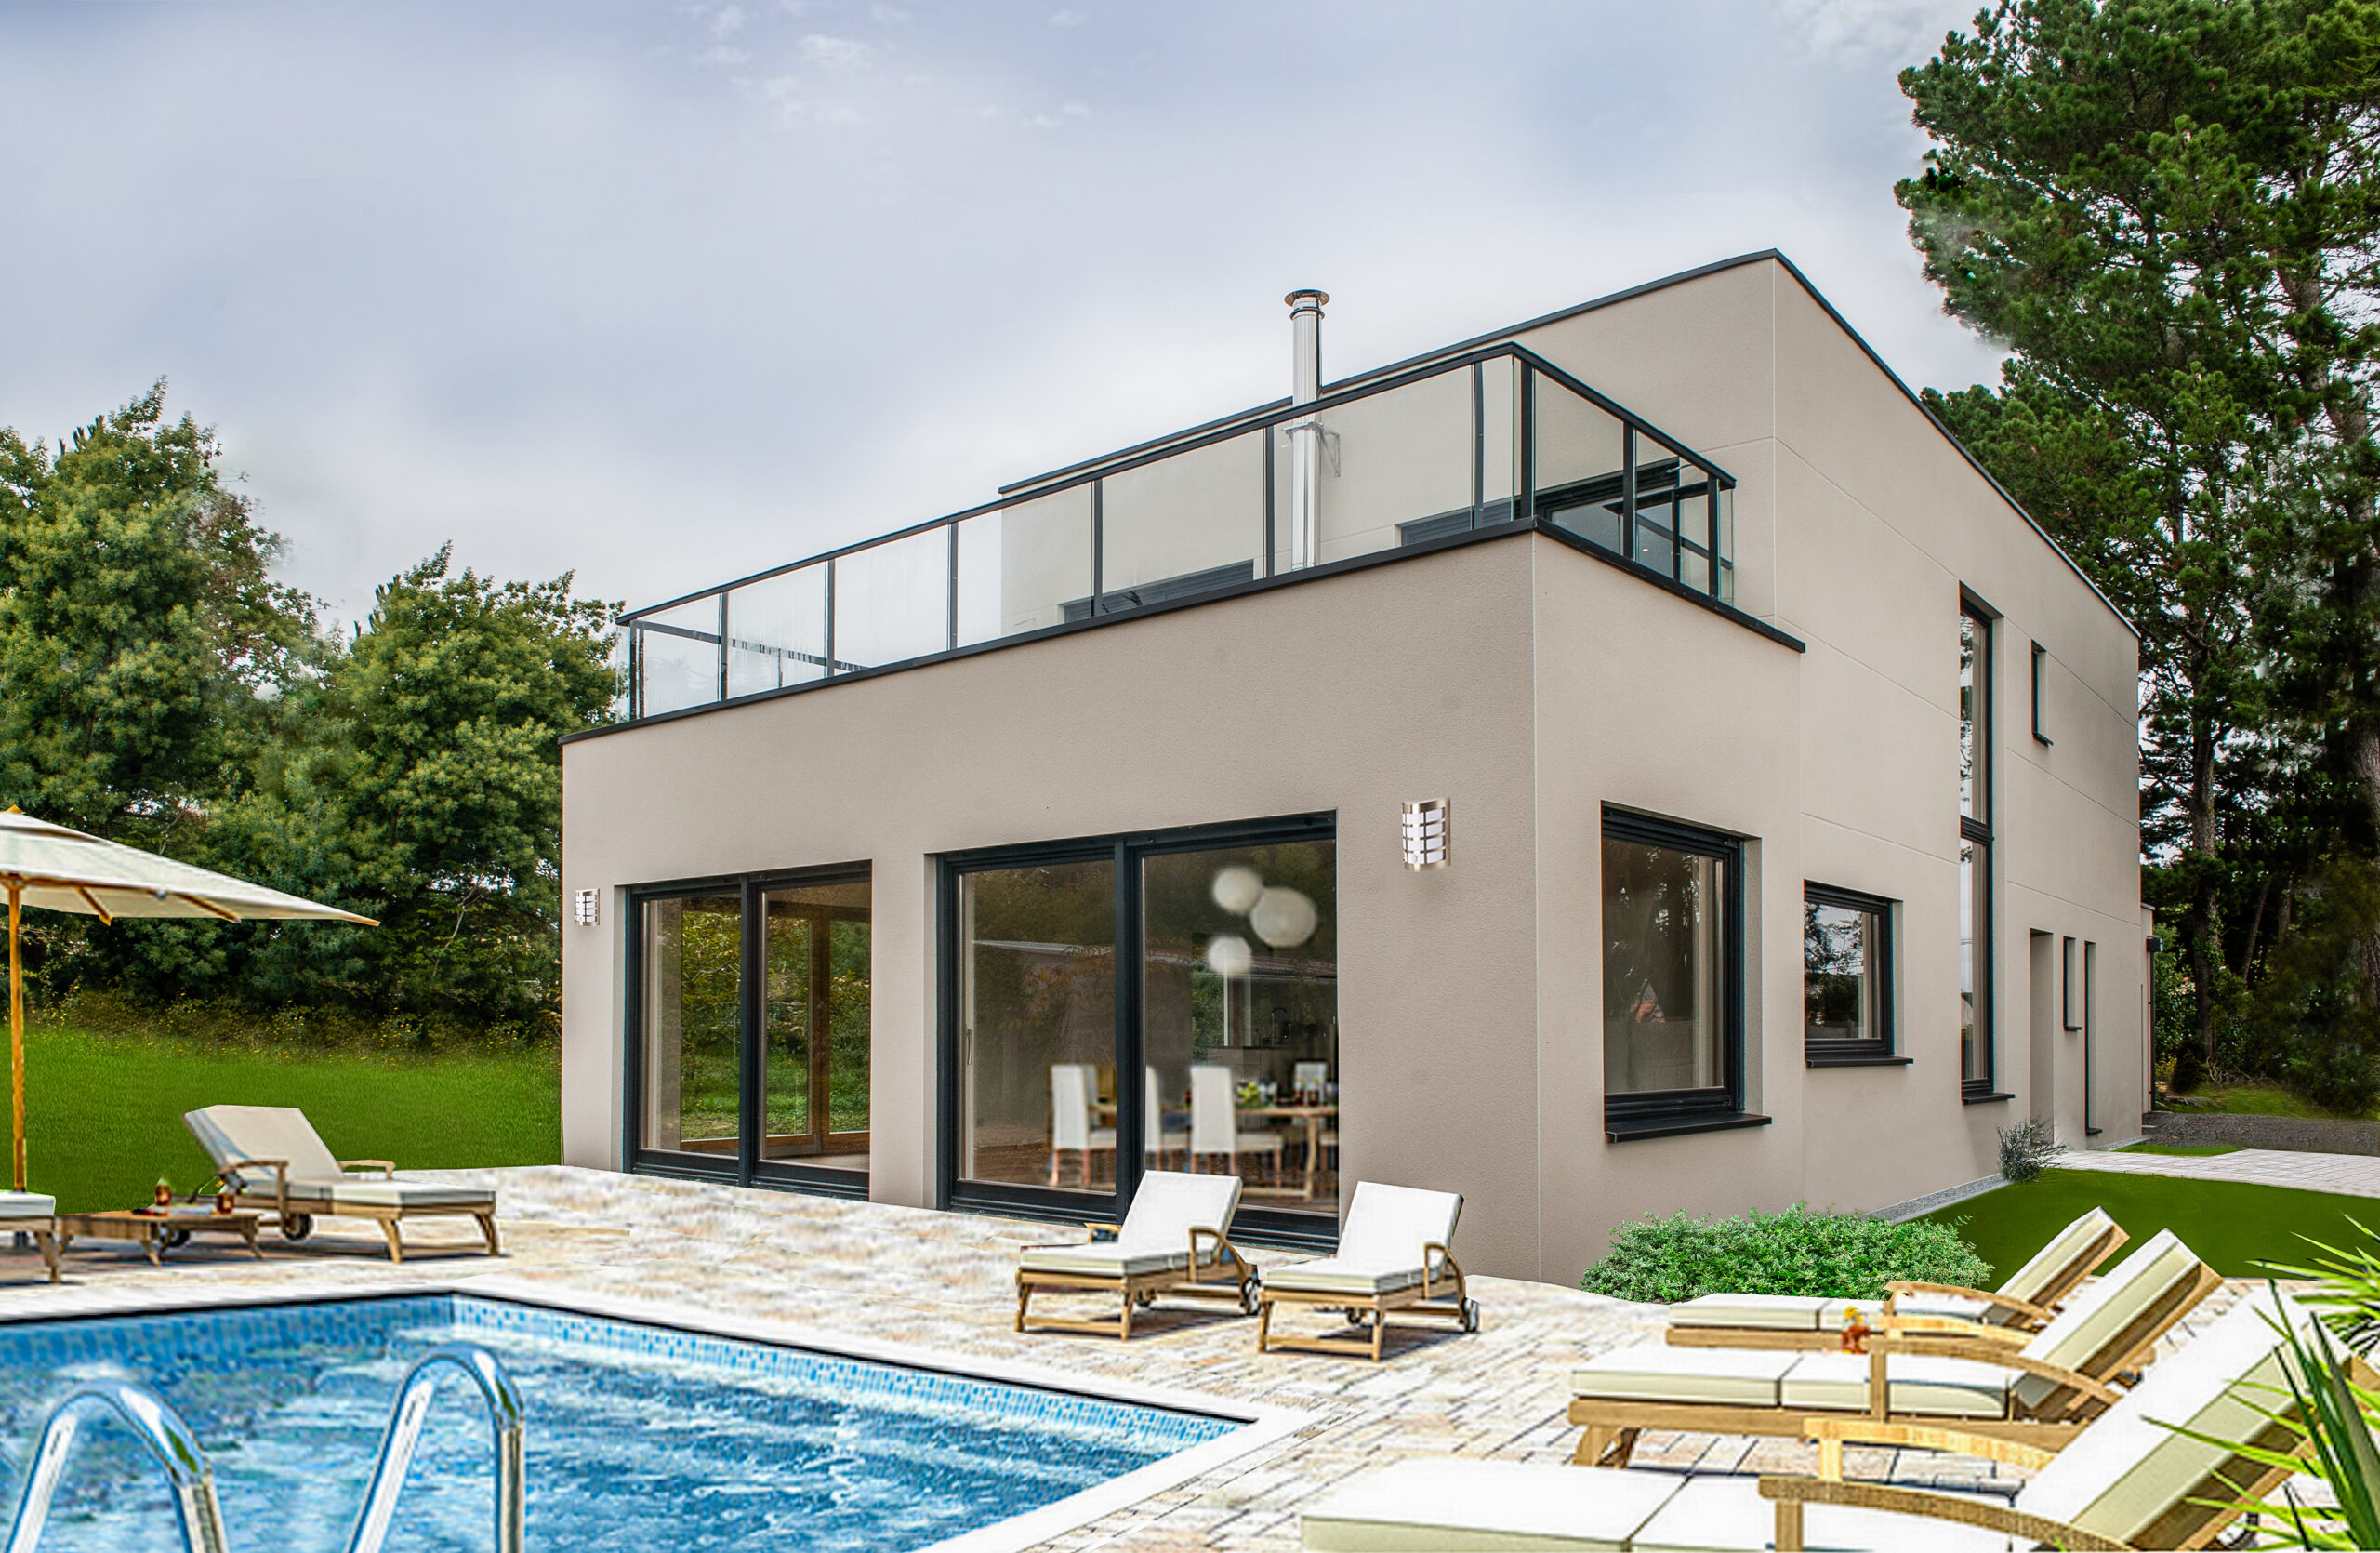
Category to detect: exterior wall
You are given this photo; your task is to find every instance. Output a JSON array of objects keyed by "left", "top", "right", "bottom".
[
  {"left": 563, "top": 252, "right": 2147, "bottom": 1283},
  {"left": 1496, "top": 258, "right": 2143, "bottom": 1275},
  {"left": 563, "top": 538, "right": 1553, "bottom": 1276}
]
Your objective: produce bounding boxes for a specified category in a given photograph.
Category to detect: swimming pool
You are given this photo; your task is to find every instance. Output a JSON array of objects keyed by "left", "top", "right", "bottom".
[{"left": 0, "top": 1293, "right": 1244, "bottom": 1552}]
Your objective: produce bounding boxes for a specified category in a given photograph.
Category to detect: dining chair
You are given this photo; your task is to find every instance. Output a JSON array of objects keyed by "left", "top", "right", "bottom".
[
  {"left": 1049, "top": 1064, "right": 1116, "bottom": 1188},
  {"left": 1189, "top": 1064, "right": 1282, "bottom": 1183},
  {"left": 1144, "top": 1067, "right": 1190, "bottom": 1165}
]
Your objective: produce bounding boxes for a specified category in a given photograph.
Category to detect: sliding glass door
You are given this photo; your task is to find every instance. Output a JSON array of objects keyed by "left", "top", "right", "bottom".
[
  {"left": 942, "top": 815, "right": 1337, "bottom": 1242},
  {"left": 628, "top": 868, "right": 872, "bottom": 1194}
]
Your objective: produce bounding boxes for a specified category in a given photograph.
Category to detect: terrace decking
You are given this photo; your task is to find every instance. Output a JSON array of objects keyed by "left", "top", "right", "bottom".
[{"left": 0, "top": 1165, "right": 2175, "bottom": 1550}]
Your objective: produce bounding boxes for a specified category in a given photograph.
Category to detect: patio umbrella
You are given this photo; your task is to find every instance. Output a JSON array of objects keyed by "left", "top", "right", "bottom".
[{"left": 0, "top": 808, "right": 376, "bottom": 1192}]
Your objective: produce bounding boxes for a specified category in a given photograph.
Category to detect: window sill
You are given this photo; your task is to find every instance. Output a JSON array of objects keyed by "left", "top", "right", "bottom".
[
  {"left": 1963, "top": 1090, "right": 2015, "bottom": 1106},
  {"left": 1606, "top": 1110, "right": 1773, "bottom": 1142},
  {"left": 1805, "top": 1051, "right": 1911, "bottom": 1069}
]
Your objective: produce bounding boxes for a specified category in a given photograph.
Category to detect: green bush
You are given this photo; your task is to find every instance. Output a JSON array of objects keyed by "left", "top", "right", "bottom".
[{"left": 1580, "top": 1204, "right": 1991, "bottom": 1304}]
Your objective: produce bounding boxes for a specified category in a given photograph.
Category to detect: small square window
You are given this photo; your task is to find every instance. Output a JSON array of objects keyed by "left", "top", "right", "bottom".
[{"left": 1805, "top": 883, "right": 1895, "bottom": 1061}]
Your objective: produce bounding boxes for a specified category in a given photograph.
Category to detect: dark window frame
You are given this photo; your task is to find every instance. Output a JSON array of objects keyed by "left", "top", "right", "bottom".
[
  {"left": 1962, "top": 594, "right": 2005, "bottom": 1102},
  {"left": 2030, "top": 641, "right": 2053, "bottom": 747},
  {"left": 622, "top": 861, "right": 875, "bottom": 1201},
  {"left": 1803, "top": 882, "right": 1903, "bottom": 1066},
  {"left": 936, "top": 811, "right": 1340, "bottom": 1249},
  {"left": 1601, "top": 807, "right": 1766, "bottom": 1139}
]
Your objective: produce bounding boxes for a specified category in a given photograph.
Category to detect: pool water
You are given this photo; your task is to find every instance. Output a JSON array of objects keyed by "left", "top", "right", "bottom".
[{"left": 0, "top": 1295, "right": 1234, "bottom": 1551}]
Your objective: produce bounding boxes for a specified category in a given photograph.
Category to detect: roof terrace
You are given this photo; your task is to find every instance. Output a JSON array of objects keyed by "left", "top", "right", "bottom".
[{"left": 617, "top": 342, "right": 1742, "bottom": 724}]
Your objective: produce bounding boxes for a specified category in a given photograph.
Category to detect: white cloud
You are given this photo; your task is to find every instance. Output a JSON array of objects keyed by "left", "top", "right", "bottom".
[
  {"left": 1049, "top": 9, "right": 1089, "bottom": 27},
  {"left": 1778, "top": 0, "right": 1972, "bottom": 62},
  {"left": 797, "top": 33, "right": 872, "bottom": 69}
]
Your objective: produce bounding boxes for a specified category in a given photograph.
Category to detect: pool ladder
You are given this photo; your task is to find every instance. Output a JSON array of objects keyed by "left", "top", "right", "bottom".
[{"left": 5, "top": 1342, "right": 524, "bottom": 1553}]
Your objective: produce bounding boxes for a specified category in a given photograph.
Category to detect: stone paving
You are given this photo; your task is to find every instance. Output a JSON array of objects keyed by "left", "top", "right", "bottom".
[
  {"left": 2057, "top": 1145, "right": 2380, "bottom": 1198},
  {"left": 0, "top": 1165, "right": 2188, "bottom": 1550}
]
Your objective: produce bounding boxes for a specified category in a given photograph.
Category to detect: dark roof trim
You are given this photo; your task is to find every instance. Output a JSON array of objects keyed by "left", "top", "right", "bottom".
[
  {"left": 565, "top": 520, "right": 1805, "bottom": 746},
  {"left": 1003, "top": 249, "right": 2135, "bottom": 641}
]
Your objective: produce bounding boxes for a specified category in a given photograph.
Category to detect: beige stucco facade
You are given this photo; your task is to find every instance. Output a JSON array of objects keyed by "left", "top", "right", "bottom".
[{"left": 559, "top": 254, "right": 2146, "bottom": 1285}]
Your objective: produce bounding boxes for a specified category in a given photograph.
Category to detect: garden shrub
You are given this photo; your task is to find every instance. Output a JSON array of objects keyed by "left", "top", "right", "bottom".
[
  {"left": 1997, "top": 1116, "right": 2063, "bottom": 1184},
  {"left": 1579, "top": 1204, "right": 1990, "bottom": 1304}
]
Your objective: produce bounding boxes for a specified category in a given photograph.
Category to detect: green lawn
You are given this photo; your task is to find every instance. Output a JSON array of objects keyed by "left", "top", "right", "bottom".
[
  {"left": 2118, "top": 1142, "right": 2241, "bottom": 1157},
  {"left": 14, "top": 1026, "right": 559, "bottom": 1213},
  {"left": 1918, "top": 1166, "right": 2380, "bottom": 1279}
]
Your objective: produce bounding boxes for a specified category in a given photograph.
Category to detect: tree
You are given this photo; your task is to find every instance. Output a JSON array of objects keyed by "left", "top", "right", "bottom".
[
  {"left": 1897, "top": 0, "right": 2380, "bottom": 1081},
  {"left": 0, "top": 382, "right": 312, "bottom": 838}
]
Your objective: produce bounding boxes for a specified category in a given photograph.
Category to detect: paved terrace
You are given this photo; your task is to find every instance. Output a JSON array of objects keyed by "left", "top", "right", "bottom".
[{"left": 0, "top": 1166, "right": 2208, "bottom": 1551}]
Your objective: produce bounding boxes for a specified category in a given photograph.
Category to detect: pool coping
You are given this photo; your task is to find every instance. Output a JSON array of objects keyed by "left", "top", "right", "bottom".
[{"left": 0, "top": 1269, "right": 1318, "bottom": 1553}]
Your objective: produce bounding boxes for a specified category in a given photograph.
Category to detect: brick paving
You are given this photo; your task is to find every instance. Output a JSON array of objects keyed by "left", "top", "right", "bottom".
[{"left": 0, "top": 1165, "right": 2204, "bottom": 1549}]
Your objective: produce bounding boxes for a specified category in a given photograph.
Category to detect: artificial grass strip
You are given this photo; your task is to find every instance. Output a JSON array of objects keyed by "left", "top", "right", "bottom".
[
  {"left": 1918, "top": 1166, "right": 2380, "bottom": 1279},
  {"left": 12, "top": 1026, "right": 559, "bottom": 1214},
  {"left": 2119, "top": 1143, "right": 2241, "bottom": 1157}
]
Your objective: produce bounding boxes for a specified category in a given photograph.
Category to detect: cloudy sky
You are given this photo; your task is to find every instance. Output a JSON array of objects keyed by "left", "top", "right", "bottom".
[{"left": 0, "top": 0, "right": 1999, "bottom": 625}]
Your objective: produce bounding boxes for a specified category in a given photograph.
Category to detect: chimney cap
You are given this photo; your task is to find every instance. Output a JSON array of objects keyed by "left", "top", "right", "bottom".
[{"left": 1284, "top": 288, "right": 1329, "bottom": 309}]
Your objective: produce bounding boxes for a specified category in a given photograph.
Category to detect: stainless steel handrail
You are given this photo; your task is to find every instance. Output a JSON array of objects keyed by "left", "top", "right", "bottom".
[
  {"left": 345, "top": 1343, "right": 525, "bottom": 1553},
  {"left": 4, "top": 1381, "right": 231, "bottom": 1553}
]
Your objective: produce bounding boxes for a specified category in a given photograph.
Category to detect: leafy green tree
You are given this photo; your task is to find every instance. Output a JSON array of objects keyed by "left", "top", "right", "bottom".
[
  {"left": 0, "top": 382, "right": 312, "bottom": 838},
  {"left": 1897, "top": 0, "right": 2380, "bottom": 1081}
]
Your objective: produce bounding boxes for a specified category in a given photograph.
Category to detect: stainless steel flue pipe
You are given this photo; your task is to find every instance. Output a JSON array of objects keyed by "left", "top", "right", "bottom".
[{"left": 1284, "top": 289, "right": 1329, "bottom": 571}]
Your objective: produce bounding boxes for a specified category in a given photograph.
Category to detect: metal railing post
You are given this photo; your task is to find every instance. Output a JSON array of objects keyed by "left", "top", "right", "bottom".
[
  {"left": 345, "top": 1343, "right": 525, "bottom": 1553},
  {"left": 6, "top": 1382, "right": 230, "bottom": 1553}
]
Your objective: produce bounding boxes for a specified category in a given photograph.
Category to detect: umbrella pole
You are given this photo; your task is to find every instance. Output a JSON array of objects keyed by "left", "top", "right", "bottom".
[{"left": 8, "top": 883, "right": 20, "bottom": 1194}]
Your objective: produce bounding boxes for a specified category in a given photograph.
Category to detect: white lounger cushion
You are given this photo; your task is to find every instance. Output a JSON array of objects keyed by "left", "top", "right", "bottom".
[
  {"left": 0, "top": 1191, "right": 55, "bottom": 1220},
  {"left": 2000, "top": 1206, "right": 2118, "bottom": 1306},
  {"left": 1778, "top": 1351, "right": 2016, "bottom": 1419},
  {"left": 1301, "top": 1457, "right": 1681, "bottom": 1551},
  {"left": 2010, "top": 1228, "right": 2202, "bottom": 1410},
  {"left": 1262, "top": 1257, "right": 1429, "bottom": 1295},
  {"left": 1299, "top": 1461, "right": 2018, "bottom": 1553},
  {"left": 1892, "top": 1291, "right": 1992, "bottom": 1323},
  {"left": 1575, "top": 1344, "right": 2014, "bottom": 1420},
  {"left": 1017, "top": 1242, "right": 1191, "bottom": 1277},
  {"left": 1019, "top": 1169, "right": 1238, "bottom": 1281},
  {"left": 313, "top": 1182, "right": 494, "bottom": 1210},
  {"left": 2017, "top": 1288, "right": 2317, "bottom": 1546},
  {"left": 186, "top": 1104, "right": 348, "bottom": 1185},
  {"left": 1668, "top": 1294, "right": 1883, "bottom": 1333},
  {"left": 1571, "top": 1347, "right": 1802, "bottom": 1407}
]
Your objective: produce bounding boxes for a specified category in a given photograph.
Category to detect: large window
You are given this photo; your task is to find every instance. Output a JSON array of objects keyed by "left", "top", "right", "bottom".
[
  {"left": 943, "top": 816, "right": 1337, "bottom": 1241},
  {"left": 1601, "top": 809, "right": 1761, "bottom": 1138},
  {"left": 629, "top": 868, "right": 871, "bottom": 1193},
  {"left": 1960, "top": 602, "right": 2000, "bottom": 1098},
  {"left": 1804, "top": 883, "right": 1897, "bottom": 1063}
]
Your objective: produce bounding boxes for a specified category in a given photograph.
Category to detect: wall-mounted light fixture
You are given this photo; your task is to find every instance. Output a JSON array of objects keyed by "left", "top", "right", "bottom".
[
  {"left": 572, "top": 889, "right": 600, "bottom": 927},
  {"left": 1401, "top": 799, "right": 1449, "bottom": 870}
]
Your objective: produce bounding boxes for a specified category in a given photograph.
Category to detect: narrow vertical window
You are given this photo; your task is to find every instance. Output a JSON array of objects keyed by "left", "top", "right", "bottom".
[
  {"left": 2062, "top": 936, "right": 2082, "bottom": 1031},
  {"left": 2030, "top": 642, "right": 2052, "bottom": 746},
  {"left": 1960, "top": 604, "right": 1998, "bottom": 1097},
  {"left": 2082, "top": 941, "right": 2100, "bottom": 1135},
  {"left": 1804, "top": 884, "right": 1895, "bottom": 1061}
]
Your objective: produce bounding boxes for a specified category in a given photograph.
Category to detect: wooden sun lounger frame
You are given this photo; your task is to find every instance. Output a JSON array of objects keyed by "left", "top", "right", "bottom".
[
  {"left": 7, "top": 1216, "right": 60, "bottom": 1283},
  {"left": 1014, "top": 1224, "right": 1256, "bottom": 1340},
  {"left": 1255, "top": 1242, "right": 1473, "bottom": 1361},
  {"left": 1757, "top": 1358, "right": 2377, "bottom": 1553},
  {"left": 1571, "top": 1261, "right": 2222, "bottom": 1467},
  {"left": 1666, "top": 1219, "right": 2129, "bottom": 1352},
  {"left": 195, "top": 1156, "right": 499, "bottom": 1266}
]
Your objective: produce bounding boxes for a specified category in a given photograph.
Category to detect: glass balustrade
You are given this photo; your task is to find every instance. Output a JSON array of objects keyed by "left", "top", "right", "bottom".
[{"left": 622, "top": 347, "right": 1738, "bottom": 722}]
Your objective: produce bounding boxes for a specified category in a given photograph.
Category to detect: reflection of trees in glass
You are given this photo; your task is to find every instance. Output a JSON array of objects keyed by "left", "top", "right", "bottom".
[
  {"left": 1604, "top": 843, "right": 1700, "bottom": 1027},
  {"left": 1804, "top": 902, "right": 1867, "bottom": 1039},
  {"left": 966, "top": 861, "right": 1117, "bottom": 1157},
  {"left": 762, "top": 909, "right": 872, "bottom": 1138},
  {"left": 671, "top": 900, "right": 742, "bottom": 1139},
  {"left": 829, "top": 920, "right": 869, "bottom": 1132},
  {"left": 1146, "top": 842, "right": 1336, "bottom": 1071}
]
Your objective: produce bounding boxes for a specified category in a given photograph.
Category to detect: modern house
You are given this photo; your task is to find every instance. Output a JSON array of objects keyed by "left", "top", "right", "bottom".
[{"left": 557, "top": 251, "right": 2148, "bottom": 1281}]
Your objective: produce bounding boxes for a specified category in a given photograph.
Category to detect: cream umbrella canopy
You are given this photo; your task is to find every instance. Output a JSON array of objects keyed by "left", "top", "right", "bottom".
[{"left": 0, "top": 808, "right": 376, "bottom": 1191}]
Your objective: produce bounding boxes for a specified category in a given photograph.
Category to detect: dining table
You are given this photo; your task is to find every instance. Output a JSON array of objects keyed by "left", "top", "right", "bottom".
[{"left": 1091, "top": 1096, "right": 1340, "bottom": 1200}]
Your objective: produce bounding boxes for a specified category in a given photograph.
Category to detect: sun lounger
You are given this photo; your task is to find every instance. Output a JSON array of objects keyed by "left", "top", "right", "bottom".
[
  {"left": 1666, "top": 1207, "right": 2125, "bottom": 1352},
  {"left": 1, "top": 1191, "right": 59, "bottom": 1283},
  {"left": 183, "top": 1105, "right": 498, "bottom": 1265},
  {"left": 1571, "top": 1228, "right": 2218, "bottom": 1464},
  {"left": 1304, "top": 1287, "right": 2337, "bottom": 1552},
  {"left": 1014, "top": 1169, "right": 1255, "bottom": 1339},
  {"left": 1256, "top": 1181, "right": 1476, "bottom": 1361}
]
